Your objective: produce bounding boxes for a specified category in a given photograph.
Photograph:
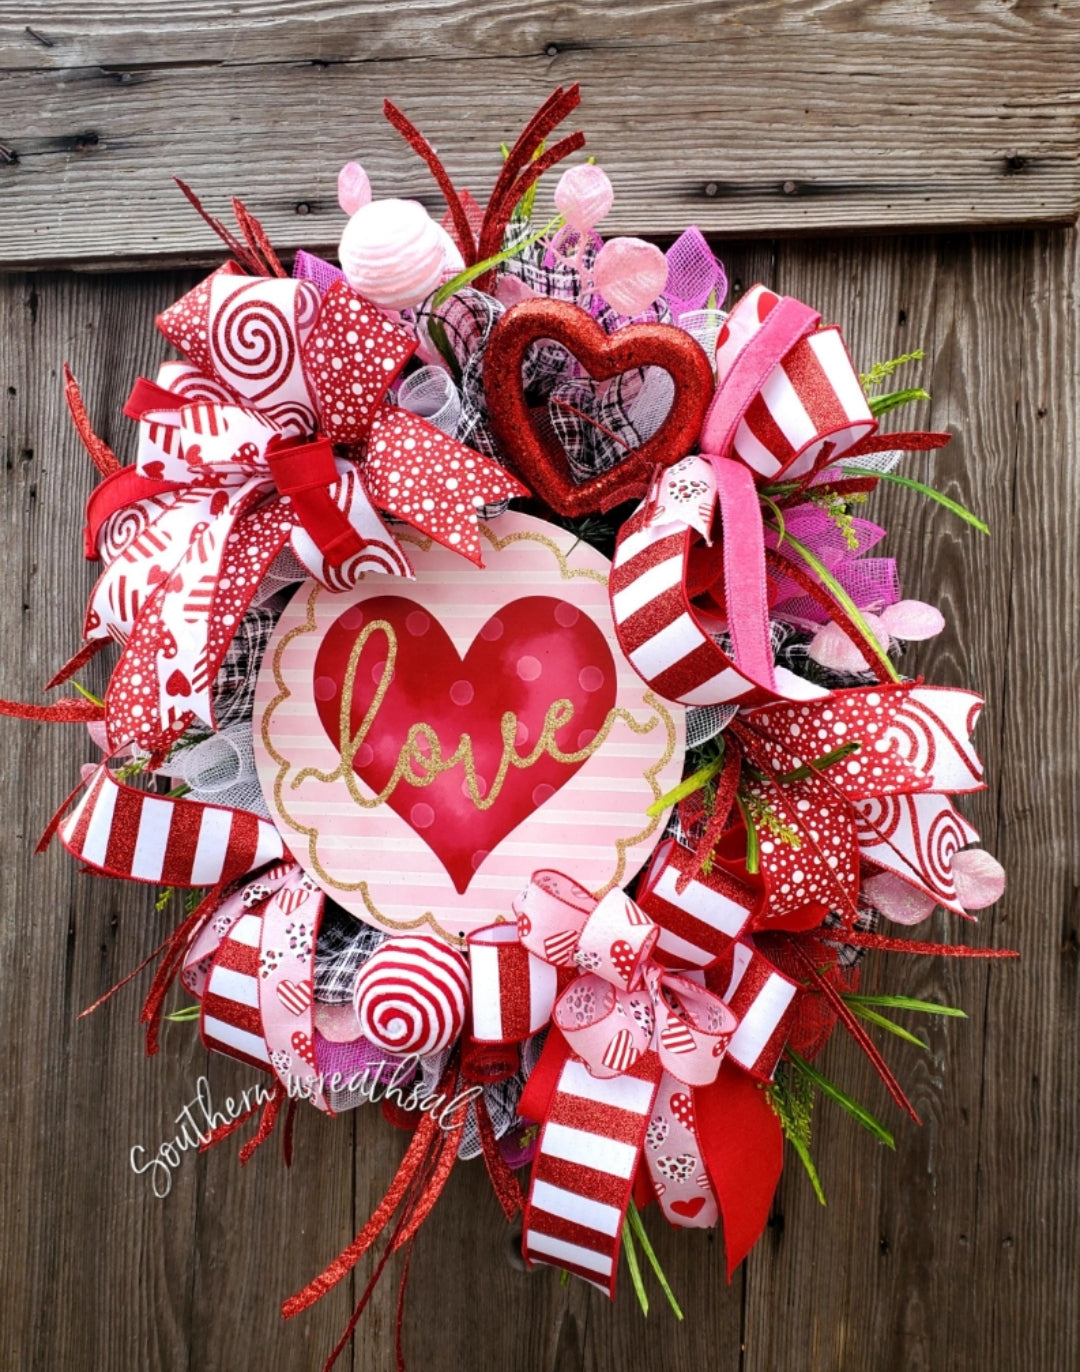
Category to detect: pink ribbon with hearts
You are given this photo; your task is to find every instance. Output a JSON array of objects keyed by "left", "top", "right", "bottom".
[
  {"left": 469, "top": 870, "right": 806, "bottom": 1292},
  {"left": 513, "top": 874, "right": 736, "bottom": 1082}
]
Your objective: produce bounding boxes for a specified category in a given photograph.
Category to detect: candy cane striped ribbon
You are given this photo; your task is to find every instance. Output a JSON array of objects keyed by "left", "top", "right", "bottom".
[
  {"left": 59, "top": 763, "right": 283, "bottom": 887},
  {"left": 637, "top": 837, "right": 755, "bottom": 969},
  {"left": 703, "top": 285, "right": 875, "bottom": 483},
  {"left": 201, "top": 910, "right": 273, "bottom": 1073},
  {"left": 610, "top": 504, "right": 830, "bottom": 709},
  {"left": 523, "top": 1056, "right": 661, "bottom": 1294},
  {"left": 464, "top": 924, "right": 560, "bottom": 1044},
  {"left": 715, "top": 941, "right": 799, "bottom": 1080}
]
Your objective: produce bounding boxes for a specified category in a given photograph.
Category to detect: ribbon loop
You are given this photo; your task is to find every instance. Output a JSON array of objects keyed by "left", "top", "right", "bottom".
[
  {"left": 611, "top": 282, "right": 878, "bottom": 710},
  {"left": 700, "top": 293, "right": 822, "bottom": 461}
]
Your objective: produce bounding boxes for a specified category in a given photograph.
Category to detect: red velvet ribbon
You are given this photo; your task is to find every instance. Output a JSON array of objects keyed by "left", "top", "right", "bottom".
[
  {"left": 112, "top": 379, "right": 366, "bottom": 571},
  {"left": 694, "top": 1060, "right": 783, "bottom": 1278},
  {"left": 264, "top": 435, "right": 366, "bottom": 567},
  {"left": 84, "top": 466, "right": 186, "bottom": 562}
]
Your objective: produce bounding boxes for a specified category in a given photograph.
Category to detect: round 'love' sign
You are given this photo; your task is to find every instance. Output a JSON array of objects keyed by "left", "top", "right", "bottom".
[{"left": 253, "top": 512, "right": 685, "bottom": 943}]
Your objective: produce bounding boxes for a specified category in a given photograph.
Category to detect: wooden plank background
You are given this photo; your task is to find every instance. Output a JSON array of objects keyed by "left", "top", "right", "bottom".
[
  {"left": 1, "top": 1, "right": 1080, "bottom": 267},
  {"left": 1, "top": 11, "right": 1078, "bottom": 1371}
]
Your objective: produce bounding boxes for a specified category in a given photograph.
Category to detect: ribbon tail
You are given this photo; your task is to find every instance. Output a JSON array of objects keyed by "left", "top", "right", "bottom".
[
  {"left": 695, "top": 1059, "right": 784, "bottom": 1279},
  {"left": 476, "top": 1089, "right": 525, "bottom": 1221},
  {"left": 645, "top": 1069, "right": 719, "bottom": 1230},
  {"left": 522, "top": 1053, "right": 661, "bottom": 1296}
]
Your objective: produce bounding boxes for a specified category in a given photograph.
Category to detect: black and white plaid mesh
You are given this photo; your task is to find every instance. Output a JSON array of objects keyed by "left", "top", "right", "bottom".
[
  {"left": 211, "top": 599, "right": 286, "bottom": 729},
  {"left": 313, "top": 904, "right": 388, "bottom": 1004}
]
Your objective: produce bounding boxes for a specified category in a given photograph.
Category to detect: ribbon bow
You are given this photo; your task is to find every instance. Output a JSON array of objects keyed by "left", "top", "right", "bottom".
[
  {"left": 516, "top": 874, "right": 735, "bottom": 1083},
  {"left": 469, "top": 867, "right": 801, "bottom": 1292},
  {"left": 611, "top": 283, "right": 949, "bottom": 710},
  {"left": 80, "top": 267, "right": 526, "bottom": 757}
]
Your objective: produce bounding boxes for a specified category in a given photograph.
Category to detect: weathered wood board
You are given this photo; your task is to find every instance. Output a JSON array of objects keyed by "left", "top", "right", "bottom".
[
  {"left": 0, "top": 223, "right": 1076, "bottom": 1370},
  {"left": 0, "top": 2, "right": 1079, "bottom": 268}
]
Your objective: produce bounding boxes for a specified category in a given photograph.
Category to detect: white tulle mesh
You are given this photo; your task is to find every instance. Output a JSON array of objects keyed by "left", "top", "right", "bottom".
[
  {"left": 678, "top": 307, "right": 727, "bottom": 364},
  {"left": 254, "top": 548, "right": 309, "bottom": 605},
  {"left": 180, "top": 722, "right": 269, "bottom": 817},
  {"left": 840, "top": 448, "right": 904, "bottom": 474},
  {"left": 626, "top": 365, "right": 676, "bottom": 443},
  {"left": 685, "top": 704, "right": 738, "bottom": 747},
  {"left": 396, "top": 364, "right": 462, "bottom": 437}
]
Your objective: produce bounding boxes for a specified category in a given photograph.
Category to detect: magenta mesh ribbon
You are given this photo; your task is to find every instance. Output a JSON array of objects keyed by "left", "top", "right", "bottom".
[
  {"left": 665, "top": 225, "right": 727, "bottom": 319},
  {"left": 314, "top": 1031, "right": 410, "bottom": 1085},
  {"left": 769, "top": 507, "right": 900, "bottom": 623},
  {"left": 293, "top": 248, "right": 344, "bottom": 293}
]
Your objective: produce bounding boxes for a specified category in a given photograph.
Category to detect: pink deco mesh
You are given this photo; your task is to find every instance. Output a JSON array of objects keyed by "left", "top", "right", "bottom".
[
  {"left": 664, "top": 226, "right": 728, "bottom": 320},
  {"left": 293, "top": 248, "right": 344, "bottom": 292},
  {"left": 769, "top": 508, "right": 900, "bottom": 624}
]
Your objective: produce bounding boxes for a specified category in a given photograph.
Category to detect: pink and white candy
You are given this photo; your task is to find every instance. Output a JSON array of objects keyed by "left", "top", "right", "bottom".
[
  {"left": 338, "top": 198, "right": 464, "bottom": 311},
  {"left": 554, "top": 163, "right": 614, "bottom": 233},
  {"left": 353, "top": 935, "right": 470, "bottom": 1055},
  {"left": 593, "top": 236, "right": 669, "bottom": 316},
  {"left": 337, "top": 161, "right": 373, "bottom": 216}
]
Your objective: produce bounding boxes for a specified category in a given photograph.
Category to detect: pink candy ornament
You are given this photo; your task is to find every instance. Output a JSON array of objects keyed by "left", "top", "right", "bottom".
[
  {"left": 879, "top": 600, "right": 946, "bottom": 642},
  {"left": 808, "top": 600, "right": 945, "bottom": 673},
  {"left": 338, "top": 198, "right": 464, "bottom": 311},
  {"left": 863, "top": 870, "right": 938, "bottom": 925},
  {"left": 951, "top": 849, "right": 1007, "bottom": 910},
  {"left": 554, "top": 163, "right": 614, "bottom": 233},
  {"left": 594, "top": 236, "right": 669, "bottom": 316},
  {"left": 337, "top": 161, "right": 372, "bottom": 216}
]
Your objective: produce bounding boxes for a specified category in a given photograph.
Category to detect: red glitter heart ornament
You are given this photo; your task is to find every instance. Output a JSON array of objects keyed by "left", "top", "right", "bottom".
[
  {"left": 312, "top": 592, "right": 618, "bottom": 894},
  {"left": 483, "top": 298, "right": 715, "bottom": 517}
]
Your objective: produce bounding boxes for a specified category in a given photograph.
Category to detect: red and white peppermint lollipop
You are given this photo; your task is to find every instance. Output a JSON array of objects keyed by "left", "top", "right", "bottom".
[{"left": 353, "top": 936, "right": 469, "bottom": 1056}]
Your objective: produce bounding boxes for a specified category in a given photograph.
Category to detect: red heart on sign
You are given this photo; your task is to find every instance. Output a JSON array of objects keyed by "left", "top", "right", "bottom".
[
  {"left": 482, "top": 298, "right": 715, "bottom": 518},
  {"left": 312, "top": 594, "right": 617, "bottom": 894}
]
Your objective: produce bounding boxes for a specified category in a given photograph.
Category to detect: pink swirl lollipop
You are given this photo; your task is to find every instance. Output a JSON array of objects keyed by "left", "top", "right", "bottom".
[{"left": 353, "top": 935, "right": 470, "bottom": 1056}]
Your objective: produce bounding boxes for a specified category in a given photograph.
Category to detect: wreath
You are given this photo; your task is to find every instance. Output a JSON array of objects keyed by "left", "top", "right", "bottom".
[{"left": 2, "top": 85, "right": 1013, "bottom": 1368}]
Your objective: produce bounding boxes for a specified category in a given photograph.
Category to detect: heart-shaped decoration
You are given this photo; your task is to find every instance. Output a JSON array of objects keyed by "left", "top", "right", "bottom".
[
  {"left": 254, "top": 512, "right": 686, "bottom": 941},
  {"left": 276, "top": 978, "right": 313, "bottom": 1016},
  {"left": 483, "top": 299, "right": 715, "bottom": 517},
  {"left": 670, "top": 1196, "right": 706, "bottom": 1220},
  {"left": 313, "top": 593, "right": 616, "bottom": 894}
]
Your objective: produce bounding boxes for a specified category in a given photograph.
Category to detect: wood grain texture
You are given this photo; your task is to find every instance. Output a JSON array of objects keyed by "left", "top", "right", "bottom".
[
  {"left": 0, "top": 230, "right": 1077, "bottom": 1370},
  {"left": 0, "top": 2, "right": 1079, "bottom": 269}
]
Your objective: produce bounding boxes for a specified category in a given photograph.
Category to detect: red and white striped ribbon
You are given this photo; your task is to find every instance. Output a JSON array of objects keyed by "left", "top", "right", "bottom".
[
  {"left": 59, "top": 763, "right": 283, "bottom": 887},
  {"left": 713, "top": 941, "right": 799, "bottom": 1080},
  {"left": 201, "top": 909, "right": 274, "bottom": 1073},
  {"left": 609, "top": 505, "right": 829, "bottom": 710},
  {"left": 609, "top": 507, "right": 762, "bottom": 706},
  {"left": 637, "top": 837, "right": 756, "bottom": 969},
  {"left": 467, "top": 924, "right": 559, "bottom": 1044},
  {"left": 523, "top": 1056, "right": 661, "bottom": 1294},
  {"left": 704, "top": 284, "right": 875, "bottom": 482}
]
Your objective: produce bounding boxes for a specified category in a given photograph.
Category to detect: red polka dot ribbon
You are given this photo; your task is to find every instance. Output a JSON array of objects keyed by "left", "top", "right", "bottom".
[{"left": 735, "top": 681, "right": 987, "bottom": 918}]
